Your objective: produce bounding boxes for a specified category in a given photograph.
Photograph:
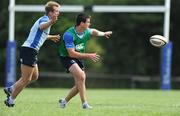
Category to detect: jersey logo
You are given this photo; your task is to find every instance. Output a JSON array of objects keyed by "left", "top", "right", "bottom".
[{"left": 75, "top": 43, "right": 85, "bottom": 51}]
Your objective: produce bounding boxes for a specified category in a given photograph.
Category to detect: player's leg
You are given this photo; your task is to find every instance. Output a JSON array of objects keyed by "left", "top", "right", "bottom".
[
  {"left": 59, "top": 57, "right": 80, "bottom": 108},
  {"left": 4, "top": 64, "right": 34, "bottom": 107},
  {"left": 4, "top": 63, "right": 38, "bottom": 99},
  {"left": 59, "top": 64, "right": 85, "bottom": 109},
  {"left": 59, "top": 85, "right": 78, "bottom": 108},
  {"left": 12, "top": 64, "right": 34, "bottom": 99},
  {"left": 65, "top": 85, "right": 78, "bottom": 102},
  {"left": 59, "top": 63, "right": 86, "bottom": 109},
  {"left": 69, "top": 63, "right": 86, "bottom": 103},
  {"left": 59, "top": 57, "right": 91, "bottom": 109},
  {"left": 69, "top": 63, "right": 92, "bottom": 109}
]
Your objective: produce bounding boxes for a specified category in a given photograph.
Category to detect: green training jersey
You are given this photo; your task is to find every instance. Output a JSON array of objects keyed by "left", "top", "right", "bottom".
[{"left": 58, "top": 27, "right": 91, "bottom": 57}]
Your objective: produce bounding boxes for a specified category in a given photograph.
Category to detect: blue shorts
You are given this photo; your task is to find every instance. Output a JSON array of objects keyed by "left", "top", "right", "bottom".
[
  {"left": 20, "top": 47, "right": 38, "bottom": 67},
  {"left": 60, "top": 56, "right": 84, "bottom": 73}
]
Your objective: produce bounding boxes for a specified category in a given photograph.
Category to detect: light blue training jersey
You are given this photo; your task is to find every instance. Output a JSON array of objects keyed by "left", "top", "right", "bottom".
[{"left": 22, "top": 15, "right": 51, "bottom": 51}]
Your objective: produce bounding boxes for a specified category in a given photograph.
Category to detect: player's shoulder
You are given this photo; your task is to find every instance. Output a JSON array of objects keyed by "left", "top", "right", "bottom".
[
  {"left": 38, "top": 15, "right": 49, "bottom": 23},
  {"left": 64, "top": 27, "right": 75, "bottom": 36},
  {"left": 63, "top": 31, "right": 73, "bottom": 39},
  {"left": 40, "top": 15, "right": 49, "bottom": 19},
  {"left": 66, "top": 27, "right": 74, "bottom": 32},
  {"left": 64, "top": 31, "right": 72, "bottom": 36}
]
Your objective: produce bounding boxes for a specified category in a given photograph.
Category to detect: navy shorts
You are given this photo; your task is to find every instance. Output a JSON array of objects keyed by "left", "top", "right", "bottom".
[
  {"left": 60, "top": 56, "right": 84, "bottom": 73},
  {"left": 20, "top": 47, "right": 38, "bottom": 67}
]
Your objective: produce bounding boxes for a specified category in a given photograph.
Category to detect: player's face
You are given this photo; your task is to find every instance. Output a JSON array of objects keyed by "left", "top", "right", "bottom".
[
  {"left": 83, "top": 18, "right": 91, "bottom": 29},
  {"left": 52, "top": 6, "right": 60, "bottom": 17},
  {"left": 49, "top": 6, "right": 60, "bottom": 19}
]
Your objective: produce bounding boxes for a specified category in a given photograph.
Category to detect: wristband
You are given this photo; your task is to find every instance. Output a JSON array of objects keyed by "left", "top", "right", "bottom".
[{"left": 97, "top": 31, "right": 105, "bottom": 36}]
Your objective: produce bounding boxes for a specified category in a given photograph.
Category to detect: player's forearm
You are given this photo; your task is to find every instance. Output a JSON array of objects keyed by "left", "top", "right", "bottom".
[
  {"left": 47, "top": 34, "right": 60, "bottom": 43},
  {"left": 47, "top": 35, "right": 53, "bottom": 40},
  {"left": 92, "top": 29, "right": 112, "bottom": 38},
  {"left": 92, "top": 29, "right": 105, "bottom": 36},
  {"left": 68, "top": 51, "right": 91, "bottom": 59}
]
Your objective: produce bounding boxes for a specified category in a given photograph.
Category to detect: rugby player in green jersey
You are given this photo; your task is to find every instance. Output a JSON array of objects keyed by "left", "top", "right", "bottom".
[{"left": 58, "top": 13, "right": 112, "bottom": 109}]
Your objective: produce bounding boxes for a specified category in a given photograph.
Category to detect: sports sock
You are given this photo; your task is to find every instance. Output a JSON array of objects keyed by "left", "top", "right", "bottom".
[
  {"left": 8, "top": 96, "right": 15, "bottom": 104},
  {"left": 62, "top": 98, "right": 67, "bottom": 103},
  {"left": 83, "top": 101, "right": 88, "bottom": 105}
]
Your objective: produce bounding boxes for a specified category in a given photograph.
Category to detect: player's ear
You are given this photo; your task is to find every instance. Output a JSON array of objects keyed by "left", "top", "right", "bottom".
[{"left": 80, "top": 21, "right": 85, "bottom": 25}]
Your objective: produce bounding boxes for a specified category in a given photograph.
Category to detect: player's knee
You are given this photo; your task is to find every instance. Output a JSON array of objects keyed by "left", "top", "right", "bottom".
[
  {"left": 78, "top": 72, "right": 86, "bottom": 82},
  {"left": 31, "top": 74, "right": 39, "bottom": 81},
  {"left": 31, "top": 76, "right": 38, "bottom": 82}
]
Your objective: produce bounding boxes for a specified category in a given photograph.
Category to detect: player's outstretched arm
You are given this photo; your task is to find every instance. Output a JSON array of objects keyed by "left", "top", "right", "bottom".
[{"left": 91, "top": 29, "right": 113, "bottom": 38}]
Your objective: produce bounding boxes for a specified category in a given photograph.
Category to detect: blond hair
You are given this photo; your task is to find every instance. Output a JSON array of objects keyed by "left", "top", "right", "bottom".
[{"left": 45, "top": 1, "right": 60, "bottom": 14}]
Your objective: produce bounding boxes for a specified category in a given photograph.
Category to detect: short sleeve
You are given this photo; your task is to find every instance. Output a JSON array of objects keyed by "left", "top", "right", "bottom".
[
  {"left": 39, "top": 16, "right": 49, "bottom": 25},
  {"left": 87, "top": 28, "right": 93, "bottom": 35},
  {"left": 63, "top": 32, "right": 75, "bottom": 48}
]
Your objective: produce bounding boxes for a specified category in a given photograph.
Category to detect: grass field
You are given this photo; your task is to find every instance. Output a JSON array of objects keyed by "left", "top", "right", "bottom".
[{"left": 0, "top": 88, "right": 180, "bottom": 116}]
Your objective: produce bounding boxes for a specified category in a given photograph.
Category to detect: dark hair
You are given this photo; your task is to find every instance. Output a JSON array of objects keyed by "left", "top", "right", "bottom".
[{"left": 76, "top": 13, "right": 91, "bottom": 26}]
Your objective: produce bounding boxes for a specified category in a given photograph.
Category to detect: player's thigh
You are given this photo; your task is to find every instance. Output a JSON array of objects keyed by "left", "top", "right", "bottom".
[
  {"left": 69, "top": 63, "right": 86, "bottom": 81},
  {"left": 21, "top": 64, "right": 35, "bottom": 79}
]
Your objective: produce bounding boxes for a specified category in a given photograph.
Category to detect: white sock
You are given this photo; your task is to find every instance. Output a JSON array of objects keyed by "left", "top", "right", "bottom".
[
  {"left": 8, "top": 96, "right": 15, "bottom": 104},
  {"left": 83, "top": 101, "right": 88, "bottom": 105},
  {"left": 63, "top": 98, "right": 67, "bottom": 103}
]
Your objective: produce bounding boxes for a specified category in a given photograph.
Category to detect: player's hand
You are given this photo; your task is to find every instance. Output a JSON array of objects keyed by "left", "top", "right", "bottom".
[
  {"left": 88, "top": 53, "right": 100, "bottom": 62},
  {"left": 50, "top": 35, "right": 60, "bottom": 43},
  {"left": 104, "top": 31, "right": 113, "bottom": 38}
]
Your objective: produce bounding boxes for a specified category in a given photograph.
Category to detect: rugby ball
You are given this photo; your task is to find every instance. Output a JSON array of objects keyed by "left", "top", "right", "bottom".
[{"left": 149, "top": 35, "right": 168, "bottom": 47}]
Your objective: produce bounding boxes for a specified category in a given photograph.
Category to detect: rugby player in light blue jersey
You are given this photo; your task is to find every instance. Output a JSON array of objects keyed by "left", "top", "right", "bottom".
[{"left": 4, "top": 1, "right": 60, "bottom": 107}]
